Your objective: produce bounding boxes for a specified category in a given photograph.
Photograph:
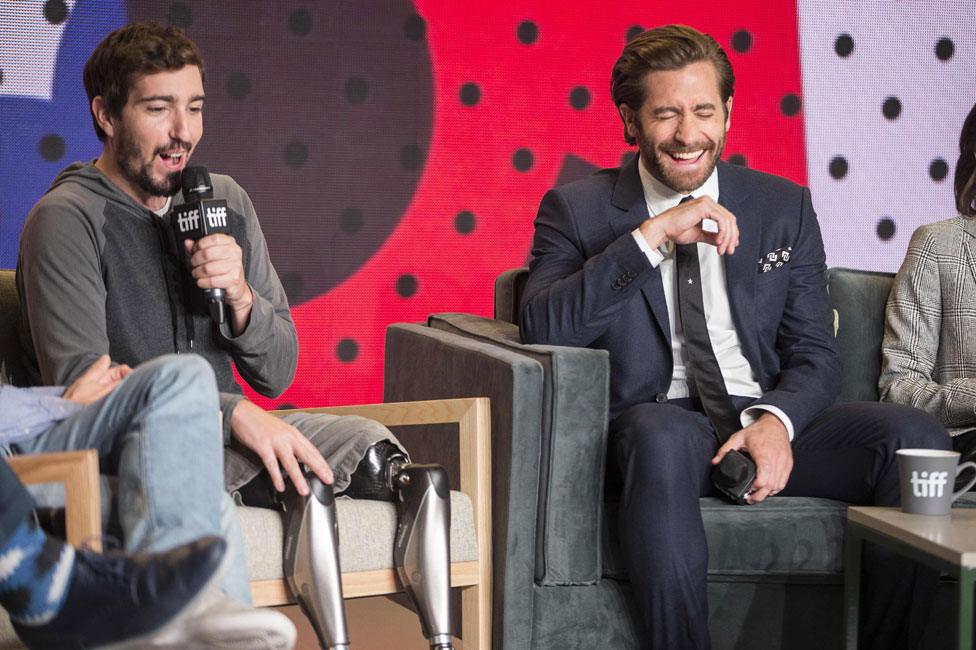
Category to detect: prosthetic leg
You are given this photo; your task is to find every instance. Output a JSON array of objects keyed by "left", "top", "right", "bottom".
[
  {"left": 279, "top": 442, "right": 454, "bottom": 649},
  {"left": 282, "top": 476, "right": 349, "bottom": 650}
]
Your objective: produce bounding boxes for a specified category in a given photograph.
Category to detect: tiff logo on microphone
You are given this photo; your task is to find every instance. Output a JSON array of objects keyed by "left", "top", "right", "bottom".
[
  {"left": 205, "top": 205, "right": 227, "bottom": 229},
  {"left": 176, "top": 207, "right": 200, "bottom": 233},
  {"left": 910, "top": 470, "right": 949, "bottom": 498}
]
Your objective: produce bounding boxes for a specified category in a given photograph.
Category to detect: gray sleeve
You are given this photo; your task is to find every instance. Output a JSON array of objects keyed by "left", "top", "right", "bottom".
[
  {"left": 217, "top": 178, "right": 299, "bottom": 398},
  {"left": 17, "top": 196, "right": 109, "bottom": 386},
  {"left": 219, "top": 391, "right": 245, "bottom": 445},
  {"left": 880, "top": 226, "right": 976, "bottom": 426}
]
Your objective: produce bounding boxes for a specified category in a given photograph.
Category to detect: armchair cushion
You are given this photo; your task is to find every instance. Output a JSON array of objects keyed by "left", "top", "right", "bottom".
[{"left": 240, "top": 493, "right": 478, "bottom": 581}]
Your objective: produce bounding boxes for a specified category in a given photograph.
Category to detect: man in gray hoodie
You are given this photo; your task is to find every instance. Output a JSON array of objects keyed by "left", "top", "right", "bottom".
[{"left": 16, "top": 20, "right": 455, "bottom": 650}]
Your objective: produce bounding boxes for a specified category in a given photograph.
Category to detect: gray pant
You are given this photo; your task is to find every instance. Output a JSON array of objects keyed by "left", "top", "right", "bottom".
[{"left": 223, "top": 412, "right": 406, "bottom": 494}]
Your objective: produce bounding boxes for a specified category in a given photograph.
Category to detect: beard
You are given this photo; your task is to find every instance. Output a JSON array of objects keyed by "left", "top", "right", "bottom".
[
  {"left": 638, "top": 129, "right": 726, "bottom": 194},
  {"left": 114, "top": 124, "right": 186, "bottom": 198}
]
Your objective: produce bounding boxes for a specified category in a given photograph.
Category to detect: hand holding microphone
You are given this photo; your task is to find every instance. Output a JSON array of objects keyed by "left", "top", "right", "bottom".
[{"left": 172, "top": 166, "right": 251, "bottom": 327}]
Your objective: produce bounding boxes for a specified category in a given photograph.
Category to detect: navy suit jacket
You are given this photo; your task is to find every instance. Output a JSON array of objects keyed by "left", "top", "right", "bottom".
[{"left": 519, "top": 159, "right": 841, "bottom": 437}]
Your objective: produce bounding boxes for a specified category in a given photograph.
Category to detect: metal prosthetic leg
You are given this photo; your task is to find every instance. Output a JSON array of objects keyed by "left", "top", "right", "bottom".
[
  {"left": 282, "top": 476, "right": 350, "bottom": 650},
  {"left": 393, "top": 463, "right": 454, "bottom": 650},
  {"left": 342, "top": 441, "right": 455, "bottom": 650}
]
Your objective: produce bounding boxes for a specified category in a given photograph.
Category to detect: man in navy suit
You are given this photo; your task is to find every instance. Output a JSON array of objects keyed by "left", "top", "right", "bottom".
[{"left": 519, "top": 25, "right": 947, "bottom": 650}]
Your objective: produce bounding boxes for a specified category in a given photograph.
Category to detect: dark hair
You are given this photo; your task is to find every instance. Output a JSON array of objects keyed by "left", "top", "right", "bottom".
[
  {"left": 611, "top": 25, "right": 735, "bottom": 145},
  {"left": 83, "top": 22, "right": 204, "bottom": 141},
  {"left": 956, "top": 103, "right": 976, "bottom": 218}
]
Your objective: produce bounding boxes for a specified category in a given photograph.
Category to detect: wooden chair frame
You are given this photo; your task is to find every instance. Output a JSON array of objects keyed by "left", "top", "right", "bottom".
[
  {"left": 7, "top": 450, "right": 102, "bottom": 551},
  {"left": 255, "top": 397, "right": 493, "bottom": 649}
]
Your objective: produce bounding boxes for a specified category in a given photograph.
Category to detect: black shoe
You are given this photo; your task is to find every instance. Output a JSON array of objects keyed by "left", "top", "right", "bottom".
[{"left": 13, "top": 536, "right": 226, "bottom": 650}]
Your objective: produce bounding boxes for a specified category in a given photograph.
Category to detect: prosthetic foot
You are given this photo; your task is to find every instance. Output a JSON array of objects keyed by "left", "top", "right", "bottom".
[
  {"left": 282, "top": 475, "right": 350, "bottom": 650},
  {"left": 342, "top": 441, "right": 455, "bottom": 649}
]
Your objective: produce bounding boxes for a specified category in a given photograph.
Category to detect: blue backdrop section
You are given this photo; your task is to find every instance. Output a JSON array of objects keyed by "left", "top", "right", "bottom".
[{"left": 0, "top": 0, "right": 126, "bottom": 266}]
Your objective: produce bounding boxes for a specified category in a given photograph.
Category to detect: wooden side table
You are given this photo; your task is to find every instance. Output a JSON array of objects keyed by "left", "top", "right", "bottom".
[{"left": 845, "top": 506, "right": 976, "bottom": 649}]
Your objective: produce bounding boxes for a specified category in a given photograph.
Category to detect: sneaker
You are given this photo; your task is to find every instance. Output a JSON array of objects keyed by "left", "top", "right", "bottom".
[
  {"left": 12, "top": 536, "right": 226, "bottom": 650},
  {"left": 175, "top": 596, "right": 297, "bottom": 650}
]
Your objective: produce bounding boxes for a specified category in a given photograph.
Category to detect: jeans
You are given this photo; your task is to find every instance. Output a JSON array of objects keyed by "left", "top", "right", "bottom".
[{"left": 11, "top": 354, "right": 251, "bottom": 604}]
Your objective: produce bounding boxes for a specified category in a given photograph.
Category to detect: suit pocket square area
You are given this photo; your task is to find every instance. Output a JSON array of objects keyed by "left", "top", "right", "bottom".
[{"left": 757, "top": 246, "right": 793, "bottom": 273}]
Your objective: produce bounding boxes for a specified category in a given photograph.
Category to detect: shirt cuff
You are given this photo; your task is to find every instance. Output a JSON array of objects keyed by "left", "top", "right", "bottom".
[
  {"left": 740, "top": 404, "right": 795, "bottom": 441},
  {"left": 631, "top": 229, "right": 665, "bottom": 267}
]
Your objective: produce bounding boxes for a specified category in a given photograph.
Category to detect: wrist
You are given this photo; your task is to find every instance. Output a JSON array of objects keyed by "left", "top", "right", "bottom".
[
  {"left": 227, "top": 284, "right": 254, "bottom": 312},
  {"left": 639, "top": 219, "right": 669, "bottom": 250}
]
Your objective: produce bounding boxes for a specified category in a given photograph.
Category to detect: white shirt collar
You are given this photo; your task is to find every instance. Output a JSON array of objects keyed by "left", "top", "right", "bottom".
[
  {"left": 153, "top": 196, "right": 173, "bottom": 218},
  {"left": 636, "top": 154, "right": 720, "bottom": 217}
]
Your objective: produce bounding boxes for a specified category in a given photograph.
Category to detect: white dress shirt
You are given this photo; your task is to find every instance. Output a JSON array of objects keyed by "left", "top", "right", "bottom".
[{"left": 629, "top": 159, "right": 795, "bottom": 439}]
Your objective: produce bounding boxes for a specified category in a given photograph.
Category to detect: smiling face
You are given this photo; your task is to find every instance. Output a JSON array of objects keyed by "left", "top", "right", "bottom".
[
  {"left": 620, "top": 60, "right": 731, "bottom": 194},
  {"left": 93, "top": 65, "right": 204, "bottom": 211}
]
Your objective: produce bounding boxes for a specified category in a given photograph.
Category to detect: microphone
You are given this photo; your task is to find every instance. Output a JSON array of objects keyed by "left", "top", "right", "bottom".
[{"left": 172, "top": 166, "right": 230, "bottom": 325}]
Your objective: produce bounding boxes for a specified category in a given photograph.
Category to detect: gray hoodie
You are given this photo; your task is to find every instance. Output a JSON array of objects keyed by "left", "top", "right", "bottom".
[{"left": 16, "top": 162, "right": 298, "bottom": 439}]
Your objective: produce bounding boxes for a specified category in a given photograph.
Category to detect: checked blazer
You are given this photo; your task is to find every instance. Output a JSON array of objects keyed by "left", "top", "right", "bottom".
[{"left": 880, "top": 216, "right": 976, "bottom": 435}]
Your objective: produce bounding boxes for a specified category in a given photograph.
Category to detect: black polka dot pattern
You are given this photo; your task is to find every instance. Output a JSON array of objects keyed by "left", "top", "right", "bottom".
[
  {"left": 731, "top": 30, "right": 752, "bottom": 53},
  {"left": 38, "top": 134, "right": 64, "bottom": 161},
  {"left": 404, "top": 13, "right": 426, "bottom": 41},
  {"left": 835, "top": 33, "right": 854, "bottom": 58},
  {"left": 626, "top": 25, "right": 644, "bottom": 42},
  {"left": 517, "top": 21, "right": 538, "bottom": 45},
  {"left": 876, "top": 217, "right": 896, "bottom": 241},
  {"left": 227, "top": 72, "right": 251, "bottom": 99},
  {"left": 829, "top": 156, "right": 848, "bottom": 179},
  {"left": 281, "top": 272, "right": 304, "bottom": 299},
  {"left": 340, "top": 208, "right": 364, "bottom": 234},
  {"left": 396, "top": 274, "right": 418, "bottom": 298},
  {"left": 43, "top": 0, "right": 68, "bottom": 25},
  {"left": 513, "top": 148, "right": 533, "bottom": 172},
  {"left": 336, "top": 339, "right": 358, "bottom": 363},
  {"left": 455, "top": 211, "right": 475, "bottom": 234},
  {"left": 284, "top": 141, "right": 308, "bottom": 167},
  {"left": 460, "top": 83, "right": 480, "bottom": 106},
  {"left": 167, "top": 2, "right": 191, "bottom": 28},
  {"left": 345, "top": 77, "right": 368, "bottom": 104},
  {"left": 882, "top": 97, "right": 901, "bottom": 120},
  {"left": 569, "top": 87, "right": 590, "bottom": 110},
  {"left": 935, "top": 37, "right": 954, "bottom": 61},
  {"left": 125, "top": 1, "right": 435, "bottom": 306},
  {"left": 399, "top": 145, "right": 424, "bottom": 170},
  {"left": 780, "top": 94, "right": 801, "bottom": 117},
  {"left": 728, "top": 153, "right": 747, "bottom": 167},
  {"left": 929, "top": 158, "right": 949, "bottom": 182},
  {"left": 288, "top": 8, "right": 313, "bottom": 36}
]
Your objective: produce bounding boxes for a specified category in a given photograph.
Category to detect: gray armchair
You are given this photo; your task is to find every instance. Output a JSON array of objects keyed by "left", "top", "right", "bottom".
[{"left": 384, "top": 266, "right": 952, "bottom": 649}]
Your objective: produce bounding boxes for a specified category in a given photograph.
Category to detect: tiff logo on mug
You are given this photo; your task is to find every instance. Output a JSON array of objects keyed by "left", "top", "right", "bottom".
[{"left": 910, "top": 470, "right": 949, "bottom": 498}]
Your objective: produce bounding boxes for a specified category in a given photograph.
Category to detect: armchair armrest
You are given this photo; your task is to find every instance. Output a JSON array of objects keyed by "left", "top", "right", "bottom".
[
  {"left": 385, "top": 315, "right": 609, "bottom": 650},
  {"left": 7, "top": 450, "right": 101, "bottom": 550}
]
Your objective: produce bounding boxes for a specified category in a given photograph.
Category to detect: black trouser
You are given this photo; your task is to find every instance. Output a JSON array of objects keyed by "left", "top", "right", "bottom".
[
  {"left": 0, "top": 456, "right": 35, "bottom": 544},
  {"left": 609, "top": 398, "right": 949, "bottom": 650}
]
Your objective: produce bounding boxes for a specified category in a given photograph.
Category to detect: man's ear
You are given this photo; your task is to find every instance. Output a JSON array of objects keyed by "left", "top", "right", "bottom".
[
  {"left": 619, "top": 104, "right": 638, "bottom": 142},
  {"left": 91, "top": 96, "right": 115, "bottom": 139},
  {"left": 724, "top": 96, "right": 733, "bottom": 132}
]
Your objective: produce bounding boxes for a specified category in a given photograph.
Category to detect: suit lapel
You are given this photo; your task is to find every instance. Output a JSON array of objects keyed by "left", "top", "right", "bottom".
[
  {"left": 717, "top": 164, "right": 763, "bottom": 374},
  {"left": 609, "top": 158, "right": 671, "bottom": 344},
  {"left": 961, "top": 217, "right": 976, "bottom": 287}
]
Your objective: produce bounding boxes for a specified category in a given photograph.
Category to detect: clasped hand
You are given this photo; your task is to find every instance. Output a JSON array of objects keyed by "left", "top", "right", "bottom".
[
  {"left": 62, "top": 354, "right": 132, "bottom": 405},
  {"left": 640, "top": 195, "right": 739, "bottom": 255}
]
